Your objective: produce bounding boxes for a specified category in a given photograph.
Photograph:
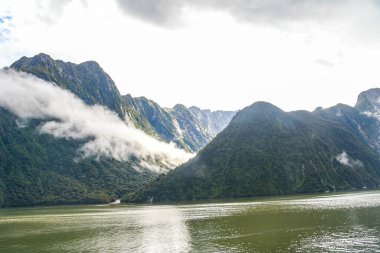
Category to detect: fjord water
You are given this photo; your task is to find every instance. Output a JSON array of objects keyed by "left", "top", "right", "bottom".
[{"left": 1, "top": 191, "right": 380, "bottom": 252}]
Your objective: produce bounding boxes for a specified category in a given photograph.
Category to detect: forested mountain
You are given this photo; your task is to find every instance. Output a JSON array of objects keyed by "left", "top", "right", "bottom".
[
  {"left": 11, "top": 53, "right": 126, "bottom": 118},
  {"left": 0, "top": 107, "right": 156, "bottom": 207},
  {"left": 131, "top": 94, "right": 380, "bottom": 202},
  {"left": 4, "top": 53, "right": 380, "bottom": 207},
  {"left": 0, "top": 54, "right": 234, "bottom": 207}
]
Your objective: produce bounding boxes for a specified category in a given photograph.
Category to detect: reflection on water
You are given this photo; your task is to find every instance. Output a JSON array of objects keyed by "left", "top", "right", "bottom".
[
  {"left": 1, "top": 191, "right": 380, "bottom": 252},
  {"left": 286, "top": 192, "right": 380, "bottom": 209},
  {"left": 53, "top": 206, "right": 192, "bottom": 253},
  {"left": 138, "top": 207, "right": 190, "bottom": 252},
  {"left": 0, "top": 206, "right": 192, "bottom": 253},
  {"left": 296, "top": 226, "right": 380, "bottom": 253}
]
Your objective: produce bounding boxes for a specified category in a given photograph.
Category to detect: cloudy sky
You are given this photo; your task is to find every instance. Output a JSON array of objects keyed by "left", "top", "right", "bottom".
[{"left": 1, "top": 0, "right": 380, "bottom": 111}]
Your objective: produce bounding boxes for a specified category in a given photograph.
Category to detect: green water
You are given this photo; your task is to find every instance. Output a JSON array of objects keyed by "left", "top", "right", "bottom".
[{"left": 1, "top": 191, "right": 380, "bottom": 252}]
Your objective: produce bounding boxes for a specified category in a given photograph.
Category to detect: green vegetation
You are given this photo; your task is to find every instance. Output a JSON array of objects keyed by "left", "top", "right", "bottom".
[
  {"left": 0, "top": 108, "right": 155, "bottom": 207},
  {"left": 0, "top": 53, "right": 234, "bottom": 207},
  {"left": 11, "top": 54, "right": 126, "bottom": 118},
  {"left": 130, "top": 101, "right": 380, "bottom": 203},
  {"left": 5, "top": 53, "right": 380, "bottom": 207}
]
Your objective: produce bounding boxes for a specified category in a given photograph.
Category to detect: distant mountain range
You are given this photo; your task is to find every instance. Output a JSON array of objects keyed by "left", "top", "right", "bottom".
[
  {"left": 130, "top": 90, "right": 380, "bottom": 202},
  {"left": 0, "top": 53, "right": 234, "bottom": 207}
]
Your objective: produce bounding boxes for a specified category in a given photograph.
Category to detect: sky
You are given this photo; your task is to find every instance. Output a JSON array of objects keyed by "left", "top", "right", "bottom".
[{"left": 1, "top": 0, "right": 380, "bottom": 112}]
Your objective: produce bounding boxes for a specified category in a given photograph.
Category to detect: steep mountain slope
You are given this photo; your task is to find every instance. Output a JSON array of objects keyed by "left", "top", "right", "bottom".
[
  {"left": 123, "top": 96, "right": 190, "bottom": 151},
  {"left": 188, "top": 106, "right": 237, "bottom": 137},
  {"left": 0, "top": 108, "right": 155, "bottom": 207},
  {"left": 0, "top": 53, "right": 234, "bottom": 207},
  {"left": 355, "top": 88, "right": 380, "bottom": 112},
  {"left": 354, "top": 88, "right": 380, "bottom": 152},
  {"left": 10, "top": 54, "right": 235, "bottom": 152},
  {"left": 123, "top": 95, "right": 236, "bottom": 152},
  {"left": 0, "top": 55, "right": 159, "bottom": 207},
  {"left": 131, "top": 99, "right": 380, "bottom": 202},
  {"left": 123, "top": 94, "right": 178, "bottom": 141},
  {"left": 169, "top": 104, "right": 214, "bottom": 151},
  {"left": 11, "top": 53, "right": 126, "bottom": 118}
]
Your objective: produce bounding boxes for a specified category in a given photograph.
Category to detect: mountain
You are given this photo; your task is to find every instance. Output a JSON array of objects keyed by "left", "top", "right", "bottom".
[
  {"left": 11, "top": 54, "right": 235, "bottom": 152},
  {"left": 167, "top": 105, "right": 237, "bottom": 151},
  {"left": 122, "top": 99, "right": 235, "bottom": 152},
  {"left": 11, "top": 53, "right": 126, "bottom": 118},
  {"left": 0, "top": 53, "right": 234, "bottom": 207},
  {"left": 130, "top": 97, "right": 380, "bottom": 202},
  {"left": 355, "top": 88, "right": 380, "bottom": 112},
  {"left": 0, "top": 107, "right": 156, "bottom": 207},
  {"left": 188, "top": 106, "right": 237, "bottom": 137},
  {"left": 122, "top": 96, "right": 231, "bottom": 152},
  {"left": 354, "top": 88, "right": 380, "bottom": 152},
  {"left": 0, "top": 55, "right": 155, "bottom": 207}
]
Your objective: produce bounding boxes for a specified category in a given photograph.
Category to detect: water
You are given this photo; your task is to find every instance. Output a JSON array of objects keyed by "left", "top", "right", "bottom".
[{"left": 1, "top": 191, "right": 380, "bottom": 252}]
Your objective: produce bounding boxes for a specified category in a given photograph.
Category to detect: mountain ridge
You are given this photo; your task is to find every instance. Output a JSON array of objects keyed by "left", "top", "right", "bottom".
[
  {"left": 3, "top": 53, "right": 380, "bottom": 207},
  {"left": 129, "top": 92, "right": 380, "bottom": 203},
  {"left": 0, "top": 53, "right": 235, "bottom": 207},
  {"left": 10, "top": 53, "right": 236, "bottom": 152}
]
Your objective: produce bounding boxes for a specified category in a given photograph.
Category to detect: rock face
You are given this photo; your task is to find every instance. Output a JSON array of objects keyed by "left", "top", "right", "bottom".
[
  {"left": 131, "top": 98, "right": 380, "bottom": 203},
  {"left": 123, "top": 96, "right": 235, "bottom": 152},
  {"left": 0, "top": 53, "right": 235, "bottom": 207},
  {"left": 355, "top": 88, "right": 380, "bottom": 112},
  {"left": 354, "top": 88, "right": 380, "bottom": 152},
  {"left": 122, "top": 100, "right": 235, "bottom": 152},
  {"left": 188, "top": 106, "right": 237, "bottom": 137}
]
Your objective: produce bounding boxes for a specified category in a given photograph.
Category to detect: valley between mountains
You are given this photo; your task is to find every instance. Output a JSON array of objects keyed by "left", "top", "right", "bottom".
[{"left": 1, "top": 53, "right": 380, "bottom": 207}]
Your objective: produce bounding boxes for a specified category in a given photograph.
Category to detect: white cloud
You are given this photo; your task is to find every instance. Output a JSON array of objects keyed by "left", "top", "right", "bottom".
[
  {"left": 115, "top": 0, "right": 368, "bottom": 27},
  {"left": 0, "top": 69, "right": 193, "bottom": 172},
  {"left": 1, "top": 0, "right": 380, "bottom": 112},
  {"left": 336, "top": 151, "right": 363, "bottom": 168}
]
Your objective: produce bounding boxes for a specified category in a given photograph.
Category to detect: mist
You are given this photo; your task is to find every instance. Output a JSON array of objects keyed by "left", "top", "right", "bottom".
[
  {"left": 0, "top": 69, "right": 193, "bottom": 172},
  {"left": 336, "top": 151, "right": 363, "bottom": 168}
]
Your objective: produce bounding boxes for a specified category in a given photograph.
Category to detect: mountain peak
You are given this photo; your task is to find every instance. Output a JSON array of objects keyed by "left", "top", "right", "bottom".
[
  {"left": 228, "top": 101, "right": 297, "bottom": 130},
  {"left": 358, "top": 88, "right": 380, "bottom": 97},
  {"left": 355, "top": 88, "right": 380, "bottom": 112},
  {"left": 10, "top": 53, "right": 124, "bottom": 117},
  {"left": 250, "top": 101, "right": 280, "bottom": 110},
  {"left": 79, "top": 60, "right": 101, "bottom": 69},
  {"left": 188, "top": 106, "right": 201, "bottom": 111},
  {"left": 27, "top": 53, "right": 54, "bottom": 62},
  {"left": 11, "top": 53, "right": 104, "bottom": 72},
  {"left": 173, "top": 104, "right": 187, "bottom": 111},
  {"left": 11, "top": 53, "right": 55, "bottom": 69},
  {"left": 35, "top": 52, "right": 53, "bottom": 59},
  {"left": 238, "top": 101, "right": 283, "bottom": 118}
]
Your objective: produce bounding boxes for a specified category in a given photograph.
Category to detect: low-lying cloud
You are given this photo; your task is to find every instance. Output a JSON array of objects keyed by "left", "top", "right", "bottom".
[
  {"left": 336, "top": 151, "right": 363, "bottom": 168},
  {"left": 0, "top": 69, "right": 193, "bottom": 172}
]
